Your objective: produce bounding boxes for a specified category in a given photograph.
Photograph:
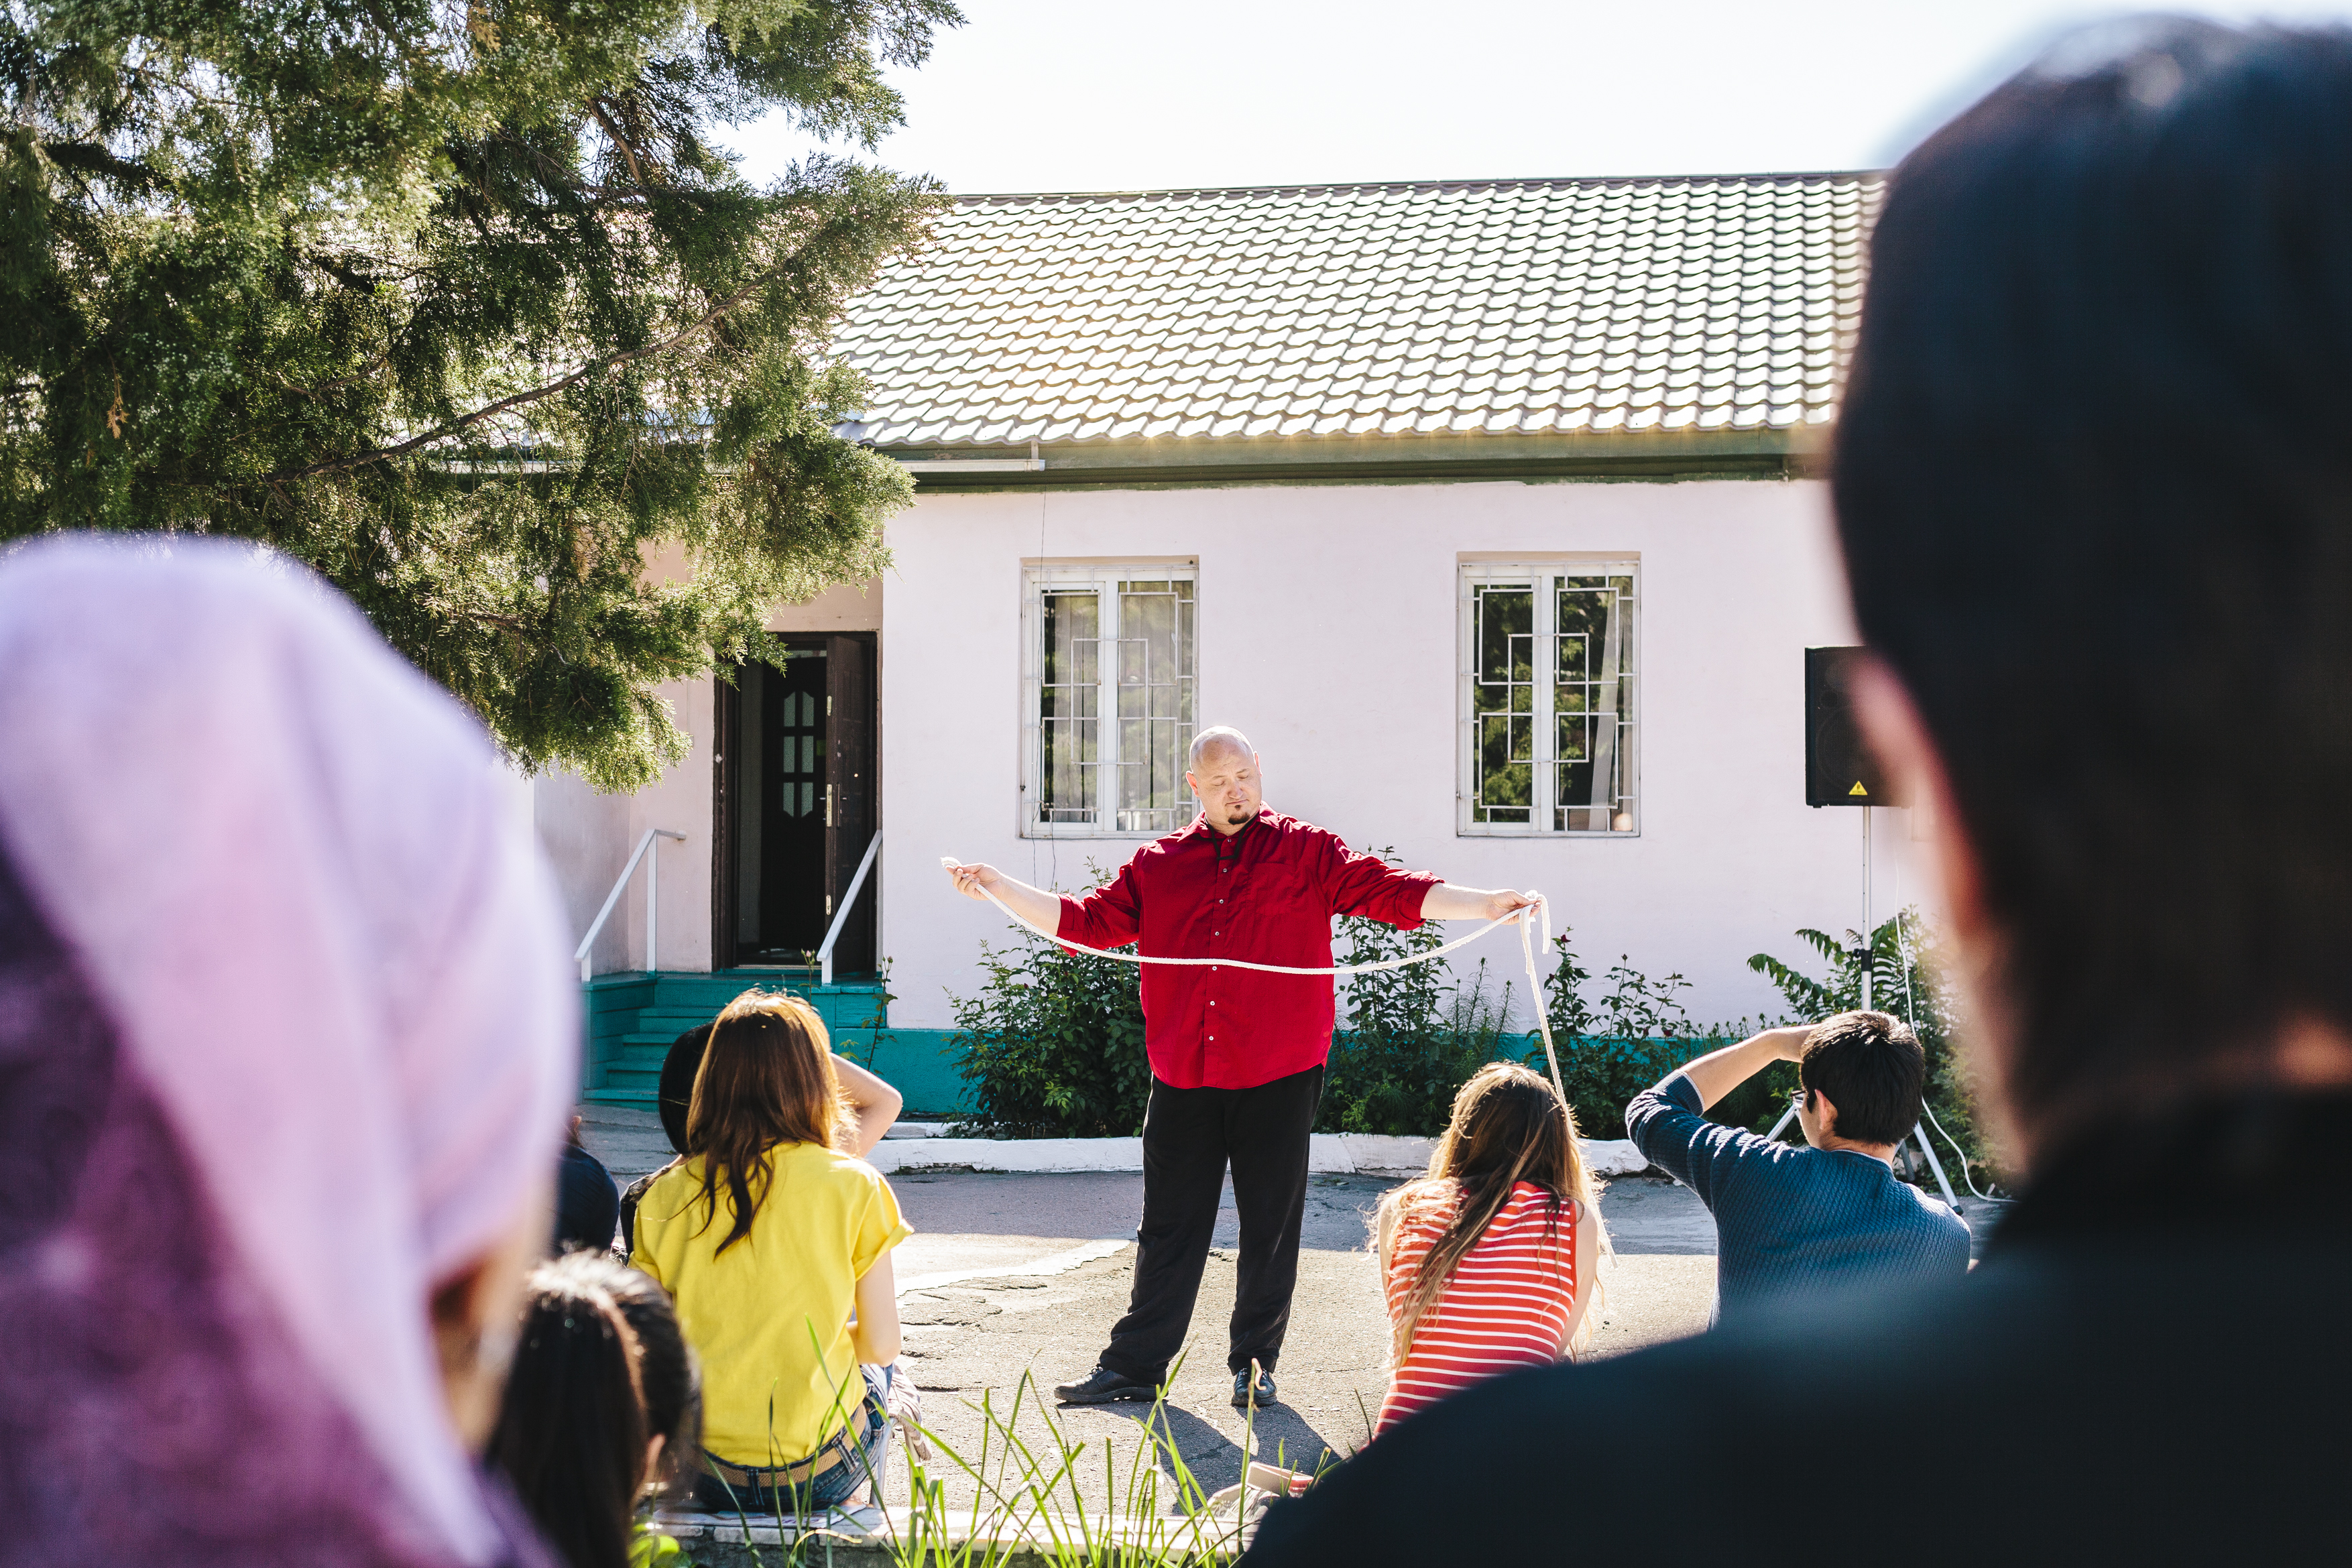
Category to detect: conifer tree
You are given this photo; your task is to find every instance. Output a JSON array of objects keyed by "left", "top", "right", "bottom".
[{"left": 0, "top": 0, "right": 956, "bottom": 788}]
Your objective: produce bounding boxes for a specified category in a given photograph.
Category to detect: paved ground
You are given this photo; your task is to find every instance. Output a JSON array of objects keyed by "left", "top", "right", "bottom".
[{"left": 577, "top": 1105, "right": 1997, "bottom": 1514}]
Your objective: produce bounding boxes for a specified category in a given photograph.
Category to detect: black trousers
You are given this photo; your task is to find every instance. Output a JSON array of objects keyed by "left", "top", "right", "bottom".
[{"left": 1100, "top": 1064, "right": 1323, "bottom": 1385}]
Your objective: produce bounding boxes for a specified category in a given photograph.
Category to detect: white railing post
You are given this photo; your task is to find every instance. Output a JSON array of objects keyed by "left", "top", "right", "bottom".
[
  {"left": 646, "top": 830, "right": 659, "bottom": 975},
  {"left": 574, "top": 828, "right": 688, "bottom": 982},
  {"left": 817, "top": 830, "right": 882, "bottom": 987}
]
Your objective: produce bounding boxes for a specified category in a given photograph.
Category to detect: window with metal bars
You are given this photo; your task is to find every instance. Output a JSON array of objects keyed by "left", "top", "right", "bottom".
[
  {"left": 1460, "top": 564, "right": 1638, "bottom": 835},
  {"left": 1023, "top": 565, "right": 1198, "bottom": 836}
]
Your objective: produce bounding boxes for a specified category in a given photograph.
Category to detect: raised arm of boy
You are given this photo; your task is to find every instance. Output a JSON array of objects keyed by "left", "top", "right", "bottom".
[
  {"left": 833, "top": 1054, "right": 904, "bottom": 1158},
  {"left": 1671, "top": 1026, "right": 1812, "bottom": 1110}
]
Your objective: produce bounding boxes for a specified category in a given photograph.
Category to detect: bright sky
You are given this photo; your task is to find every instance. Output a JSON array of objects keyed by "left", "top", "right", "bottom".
[{"left": 727, "top": 0, "right": 2352, "bottom": 194}]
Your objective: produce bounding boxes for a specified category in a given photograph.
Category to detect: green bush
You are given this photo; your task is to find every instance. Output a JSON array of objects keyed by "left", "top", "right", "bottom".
[
  {"left": 1527, "top": 926, "right": 1756, "bottom": 1137},
  {"left": 1313, "top": 921, "right": 1516, "bottom": 1136},
  {"left": 947, "top": 934, "right": 1151, "bottom": 1138}
]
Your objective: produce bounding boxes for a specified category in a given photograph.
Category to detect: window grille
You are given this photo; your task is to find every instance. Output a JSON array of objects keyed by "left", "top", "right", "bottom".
[
  {"left": 1024, "top": 566, "right": 1197, "bottom": 836},
  {"left": 1459, "top": 564, "right": 1637, "bottom": 835}
]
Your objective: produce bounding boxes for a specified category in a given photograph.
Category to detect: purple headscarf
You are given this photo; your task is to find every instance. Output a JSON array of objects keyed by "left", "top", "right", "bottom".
[{"left": 0, "top": 537, "right": 578, "bottom": 1565}]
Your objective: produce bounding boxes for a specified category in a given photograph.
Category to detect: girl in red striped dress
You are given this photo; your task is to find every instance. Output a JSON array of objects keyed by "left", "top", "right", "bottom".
[
  {"left": 1206, "top": 1064, "right": 1608, "bottom": 1512},
  {"left": 1373, "top": 1063, "right": 1606, "bottom": 1435}
]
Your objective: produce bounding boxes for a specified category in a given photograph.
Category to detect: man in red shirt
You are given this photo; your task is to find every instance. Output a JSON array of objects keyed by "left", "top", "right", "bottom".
[{"left": 947, "top": 727, "right": 1537, "bottom": 1410}]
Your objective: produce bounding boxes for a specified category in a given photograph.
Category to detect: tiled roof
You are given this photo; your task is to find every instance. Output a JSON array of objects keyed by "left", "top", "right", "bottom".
[{"left": 831, "top": 174, "right": 1878, "bottom": 451}]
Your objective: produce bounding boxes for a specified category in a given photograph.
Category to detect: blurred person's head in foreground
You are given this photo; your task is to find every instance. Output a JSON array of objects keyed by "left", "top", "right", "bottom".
[
  {"left": 491, "top": 1254, "right": 701, "bottom": 1568},
  {"left": 0, "top": 536, "right": 578, "bottom": 1567},
  {"left": 1836, "top": 16, "right": 2352, "bottom": 1170}
]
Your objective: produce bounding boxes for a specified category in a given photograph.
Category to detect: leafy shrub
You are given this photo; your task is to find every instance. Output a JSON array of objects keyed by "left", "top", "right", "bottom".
[
  {"left": 948, "top": 934, "right": 1150, "bottom": 1138},
  {"left": 1315, "top": 916, "right": 1516, "bottom": 1135},
  {"left": 1527, "top": 926, "right": 1752, "bottom": 1137}
]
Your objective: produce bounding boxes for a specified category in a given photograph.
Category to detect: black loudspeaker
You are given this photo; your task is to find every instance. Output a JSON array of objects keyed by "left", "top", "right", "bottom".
[{"left": 1805, "top": 646, "right": 1905, "bottom": 808}]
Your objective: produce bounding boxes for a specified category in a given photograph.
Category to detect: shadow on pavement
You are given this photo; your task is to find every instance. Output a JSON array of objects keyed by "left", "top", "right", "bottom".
[{"left": 1130, "top": 1400, "right": 1350, "bottom": 1496}]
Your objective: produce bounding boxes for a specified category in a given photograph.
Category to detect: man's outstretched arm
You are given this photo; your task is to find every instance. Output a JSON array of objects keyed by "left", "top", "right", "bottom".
[
  {"left": 1419, "top": 883, "right": 1543, "bottom": 922},
  {"left": 944, "top": 862, "right": 1065, "bottom": 932},
  {"left": 948, "top": 859, "right": 1145, "bottom": 950}
]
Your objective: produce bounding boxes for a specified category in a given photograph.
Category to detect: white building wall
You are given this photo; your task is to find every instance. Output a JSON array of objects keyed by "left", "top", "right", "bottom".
[
  {"left": 880, "top": 477, "right": 1930, "bottom": 1031},
  {"left": 533, "top": 676, "right": 714, "bottom": 974}
]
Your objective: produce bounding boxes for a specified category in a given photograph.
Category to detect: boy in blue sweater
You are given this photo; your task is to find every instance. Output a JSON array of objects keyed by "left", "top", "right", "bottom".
[{"left": 1625, "top": 1012, "right": 1968, "bottom": 1325}]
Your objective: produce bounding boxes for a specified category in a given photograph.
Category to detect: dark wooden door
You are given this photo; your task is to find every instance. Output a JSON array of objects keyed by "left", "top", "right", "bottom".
[
  {"left": 711, "top": 667, "right": 742, "bottom": 967},
  {"left": 824, "top": 634, "right": 878, "bottom": 977},
  {"left": 758, "top": 652, "right": 831, "bottom": 957}
]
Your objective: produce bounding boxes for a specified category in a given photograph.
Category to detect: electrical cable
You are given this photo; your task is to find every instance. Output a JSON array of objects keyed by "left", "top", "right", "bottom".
[{"left": 1893, "top": 908, "right": 2011, "bottom": 1203}]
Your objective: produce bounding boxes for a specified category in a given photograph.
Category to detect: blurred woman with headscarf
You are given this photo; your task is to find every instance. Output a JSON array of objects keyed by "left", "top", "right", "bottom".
[{"left": 0, "top": 536, "right": 579, "bottom": 1567}]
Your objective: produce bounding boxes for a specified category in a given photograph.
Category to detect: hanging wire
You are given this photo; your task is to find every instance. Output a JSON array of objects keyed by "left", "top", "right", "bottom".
[{"left": 1893, "top": 908, "right": 2011, "bottom": 1203}]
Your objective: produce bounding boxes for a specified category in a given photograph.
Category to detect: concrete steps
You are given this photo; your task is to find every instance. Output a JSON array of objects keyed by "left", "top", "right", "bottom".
[{"left": 581, "top": 969, "right": 890, "bottom": 1106}]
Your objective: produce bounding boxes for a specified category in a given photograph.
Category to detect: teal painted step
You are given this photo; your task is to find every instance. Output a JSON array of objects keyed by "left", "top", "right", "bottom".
[{"left": 580, "top": 971, "right": 968, "bottom": 1118}]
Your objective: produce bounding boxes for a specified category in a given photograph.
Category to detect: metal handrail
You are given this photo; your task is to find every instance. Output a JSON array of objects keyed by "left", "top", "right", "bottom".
[
  {"left": 575, "top": 827, "right": 688, "bottom": 982},
  {"left": 817, "top": 831, "right": 881, "bottom": 986}
]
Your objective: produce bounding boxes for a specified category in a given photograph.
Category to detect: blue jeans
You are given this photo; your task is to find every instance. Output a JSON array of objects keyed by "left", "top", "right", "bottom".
[{"left": 693, "top": 1364, "right": 892, "bottom": 1515}]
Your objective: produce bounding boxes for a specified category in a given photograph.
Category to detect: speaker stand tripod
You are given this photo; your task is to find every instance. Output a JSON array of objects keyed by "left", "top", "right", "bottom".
[{"left": 1765, "top": 804, "right": 1966, "bottom": 1213}]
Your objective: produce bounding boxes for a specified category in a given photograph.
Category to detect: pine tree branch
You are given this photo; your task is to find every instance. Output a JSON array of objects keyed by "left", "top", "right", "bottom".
[
  {"left": 284, "top": 278, "right": 765, "bottom": 478},
  {"left": 586, "top": 97, "right": 646, "bottom": 186}
]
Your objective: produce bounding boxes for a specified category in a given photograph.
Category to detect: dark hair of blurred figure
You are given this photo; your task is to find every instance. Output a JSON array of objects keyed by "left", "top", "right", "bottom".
[
  {"left": 491, "top": 1254, "right": 674, "bottom": 1568},
  {"left": 605, "top": 1265, "right": 702, "bottom": 1500},
  {"left": 1834, "top": 17, "right": 2352, "bottom": 1156},
  {"left": 685, "top": 993, "right": 849, "bottom": 1254},
  {"left": 1797, "top": 1011, "right": 1926, "bottom": 1146}
]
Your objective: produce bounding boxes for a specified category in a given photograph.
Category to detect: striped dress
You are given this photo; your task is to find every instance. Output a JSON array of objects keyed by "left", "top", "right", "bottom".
[{"left": 1376, "top": 1181, "right": 1580, "bottom": 1435}]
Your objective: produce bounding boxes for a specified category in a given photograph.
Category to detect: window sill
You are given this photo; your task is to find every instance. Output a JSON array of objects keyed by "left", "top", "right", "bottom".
[{"left": 1456, "top": 826, "right": 1641, "bottom": 839}]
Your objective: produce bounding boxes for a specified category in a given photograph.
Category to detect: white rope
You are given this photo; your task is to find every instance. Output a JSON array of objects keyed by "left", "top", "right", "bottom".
[{"left": 941, "top": 857, "right": 1572, "bottom": 1108}]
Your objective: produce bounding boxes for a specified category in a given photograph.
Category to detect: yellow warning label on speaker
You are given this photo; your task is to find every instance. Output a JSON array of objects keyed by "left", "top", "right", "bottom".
[{"left": 1848, "top": 780, "right": 1869, "bottom": 796}]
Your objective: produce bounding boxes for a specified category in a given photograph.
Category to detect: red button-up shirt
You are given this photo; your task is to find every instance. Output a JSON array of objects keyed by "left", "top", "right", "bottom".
[{"left": 1055, "top": 809, "right": 1442, "bottom": 1090}]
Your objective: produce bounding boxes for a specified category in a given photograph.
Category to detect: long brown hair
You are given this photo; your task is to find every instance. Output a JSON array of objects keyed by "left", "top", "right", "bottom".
[
  {"left": 685, "top": 991, "right": 847, "bottom": 1255},
  {"left": 1375, "top": 1062, "right": 1610, "bottom": 1360}
]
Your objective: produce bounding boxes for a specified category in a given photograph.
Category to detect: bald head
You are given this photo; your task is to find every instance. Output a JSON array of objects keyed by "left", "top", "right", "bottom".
[
  {"left": 1185, "top": 727, "right": 1262, "bottom": 835},
  {"left": 1189, "top": 726, "right": 1253, "bottom": 771}
]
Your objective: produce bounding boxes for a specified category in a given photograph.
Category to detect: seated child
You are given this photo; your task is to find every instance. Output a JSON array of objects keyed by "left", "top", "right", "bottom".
[
  {"left": 629, "top": 992, "right": 913, "bottom": 1516},
  {"left": 620, "top": 1019, "right": 904, "bottom": 1263},
  {"left": 605, "top": 1266, "right": 703, "bottom": 1561},
  {"left": 1623, "top": 1012, "right": 1970, "bottom": 1326},
  {"left": 1374, "top": 1062, "right": 1604, "bottom": 1433},
  {"left": 490, "top": 1252, "right": 701, "bottom": 1568},
  {"left": 556, "top": 1113, "right": 621, "bottom": 1254},
  {"left": 1222, "top": 1063, "right": 1602, "bottom": 1508}
]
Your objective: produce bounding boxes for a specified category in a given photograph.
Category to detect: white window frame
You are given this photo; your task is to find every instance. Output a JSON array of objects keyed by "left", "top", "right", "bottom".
[
  {"left": 1020, "top": 561, "right": 1199, "bottom": 839},
  {"left": 1456, "top": 559, "right": 1640, "bottom": 837}
]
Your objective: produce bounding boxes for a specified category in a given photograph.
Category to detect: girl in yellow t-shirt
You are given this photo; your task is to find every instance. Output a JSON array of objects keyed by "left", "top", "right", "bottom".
[{"left": 631, "top": 993, "right": 913, "bottom": 1514}]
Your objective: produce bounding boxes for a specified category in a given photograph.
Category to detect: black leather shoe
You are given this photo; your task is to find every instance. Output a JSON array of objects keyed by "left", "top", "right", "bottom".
[
  {"left": 1054, "top": 1366, "right": 1158, "bottom": 1405},
  {"left": 1232, "top": 1367, "right": 1277, "bottom": 1410}
]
